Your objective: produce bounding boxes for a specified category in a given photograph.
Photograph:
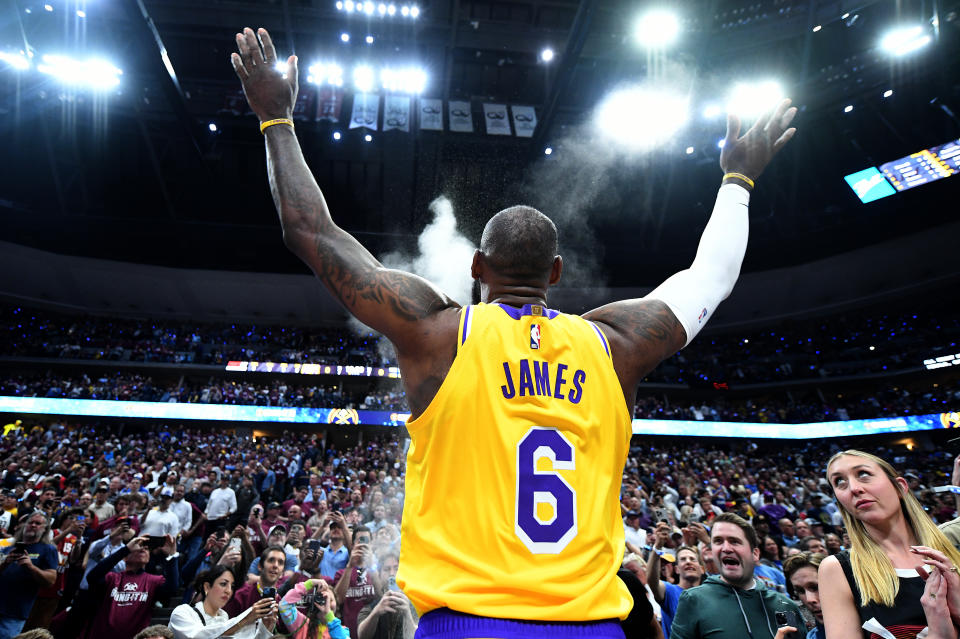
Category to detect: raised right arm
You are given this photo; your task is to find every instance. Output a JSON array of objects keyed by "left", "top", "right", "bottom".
[{"left": 231, "top": 28, "right": 459, "bottom": 354}]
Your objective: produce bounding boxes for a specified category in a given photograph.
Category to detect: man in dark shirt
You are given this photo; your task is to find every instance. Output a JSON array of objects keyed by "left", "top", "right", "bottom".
[
  {"left": 224, "top": 545, "right": 284, "bottom": 617},
  {"left": 0, "top": 512, "right": 58, "bottom": 637}
]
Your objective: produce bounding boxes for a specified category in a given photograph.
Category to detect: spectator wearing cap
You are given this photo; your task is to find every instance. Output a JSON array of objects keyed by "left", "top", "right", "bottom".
[
  {"left": 141, "top": 487, "right": 181, "bottom": 538},
  {"left": 247, "top": 525, "right": 299, "bottom": 581},
  {"left": 0, "top": 489, "right": 19, "bottom": 535},
  {"left": 205, "top": 475, "right": 237, "bottom": 529},
  {"left": 259, "top": 502, "right": 283, "bottom": 539},
  {"left": 624, "top": 510, "right": 648, "bottom": 549}
]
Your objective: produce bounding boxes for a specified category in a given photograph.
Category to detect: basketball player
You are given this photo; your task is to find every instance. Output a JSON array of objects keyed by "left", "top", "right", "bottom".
[{"left": 231, "top": 27, "right": 796, "bottom": 639}]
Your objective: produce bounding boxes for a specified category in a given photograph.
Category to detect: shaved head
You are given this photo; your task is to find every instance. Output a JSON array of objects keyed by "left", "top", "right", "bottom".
[{"left": 479, "top": 205, "right": 558, "bottom": 281}]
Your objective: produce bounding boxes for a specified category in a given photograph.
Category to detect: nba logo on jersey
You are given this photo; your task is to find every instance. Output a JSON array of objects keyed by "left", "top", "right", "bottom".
[
  {"left": 530, "top": 324, "right": 541, "bottom": 349},
  {"left": 698, "top": 308, "right": 709, "bottom": 324}
]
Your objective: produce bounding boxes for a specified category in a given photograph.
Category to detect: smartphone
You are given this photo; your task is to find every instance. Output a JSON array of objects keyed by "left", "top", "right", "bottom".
[
  {"left": 146, "top": 536, "right": 166, "bottom": 550},
  {"left": 261, "top": 586, "right": 277, "bottom": 599},
  {"left": 13, "top": 542, "right": 28, "bottom": 555},
  {"left": 775, "top": 611, "right": 800, "bottom": 639},
  {"left": 387, "top": 576, "right": 401, "bottom": 592},
  {"left": 655, "top": 507, "right": 669, "bottom": 523},
  {"left": 307, "top": 539, "right": 322, "bottom": 553},
  {"left": 76, "top": 515, "right": 85, "bottom": 523},
  {"left": 228, "top": 537, "right": 242, "bottom": 551}
]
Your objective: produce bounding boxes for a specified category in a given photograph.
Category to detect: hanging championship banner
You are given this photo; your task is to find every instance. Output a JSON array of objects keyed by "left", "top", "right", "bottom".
[
  {"left": 293, "top": 91, "right": 312, "bottom": 121},
  {"left": 483, "top": 103, "right": 511, "bottom": 135},
  {"left": 419, "top": 98, "right": 443, "bottom": 131},
  {"left": 448, "top": 100, "right": 473, "bottom": 133},
  {"left": 349, "top": 93, "right": 380, "bottom": 130},
  {"left": 315, "top": 87, "right": 344, "bottom": 122},
  {"left": 383, "top": 96, "right": 411, "bottom": 132},
  {"left": 510, "top": 105, "right": 537, "bottom": 138}
]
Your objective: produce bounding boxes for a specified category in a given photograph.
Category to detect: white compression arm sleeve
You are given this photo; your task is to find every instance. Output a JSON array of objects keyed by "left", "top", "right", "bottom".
[{"left": 645, "top": 183, "right": 750, "bottom": 348}]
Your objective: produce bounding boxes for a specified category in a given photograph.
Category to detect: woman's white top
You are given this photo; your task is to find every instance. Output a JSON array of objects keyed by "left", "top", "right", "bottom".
[{"left": 167, "top": 602, "right": 272, "bottom": 639}]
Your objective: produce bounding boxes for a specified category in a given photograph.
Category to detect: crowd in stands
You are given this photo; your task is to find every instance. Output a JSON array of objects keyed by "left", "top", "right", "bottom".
[
  {"left": 1, "top": 369, "right": 954, "bottom": 424},
  {"left": 0, "top": 419, "right": 957, "bottom": 638},
  {"left": 0, "top": 373, "right": 409, "bottom": 412},
  {"left": 3, "top": 300, "right": 959, "bottom": 386}
]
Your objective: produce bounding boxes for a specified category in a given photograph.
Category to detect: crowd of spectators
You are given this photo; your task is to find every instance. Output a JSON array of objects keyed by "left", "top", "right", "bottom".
[
  {"left": 0, "top": 418, "right": 956, "bottom": 638},
  {"left": 1, "top": 369, "right": 954, "bottom": 424},
  {"left": 3, "top": 300, "right": 959, "bottom": 386},
  {"left": 0, "top": 373, "right": 409, "bottom": 412}
]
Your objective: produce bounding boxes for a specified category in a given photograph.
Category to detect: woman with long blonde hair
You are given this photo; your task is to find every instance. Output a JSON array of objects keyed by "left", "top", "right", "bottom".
[{"left": 819, "top": 449, "right": 960, "bottom": 639}]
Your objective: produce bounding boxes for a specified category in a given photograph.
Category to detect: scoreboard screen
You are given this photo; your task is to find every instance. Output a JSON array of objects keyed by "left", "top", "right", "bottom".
[
  {"left": 845, "top": 137, "right": 959, "bottom": 202},
  {"left": 879, "top": 138, "right": 959, "bottom": 191}
]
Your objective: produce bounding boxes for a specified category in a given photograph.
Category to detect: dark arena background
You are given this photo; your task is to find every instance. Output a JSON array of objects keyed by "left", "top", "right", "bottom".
[{"left": 0, "top": 0, "right": 958, "bottom": 637}]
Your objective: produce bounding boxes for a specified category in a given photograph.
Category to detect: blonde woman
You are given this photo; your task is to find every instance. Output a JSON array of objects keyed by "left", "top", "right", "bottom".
[{"left": 819, "top": 450, "right": 960, "bottom": 639}]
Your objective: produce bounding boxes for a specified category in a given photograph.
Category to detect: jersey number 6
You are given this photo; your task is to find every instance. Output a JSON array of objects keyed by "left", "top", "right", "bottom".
[{"left": 515, "top": 427, "right": 577, "bottom": 554}]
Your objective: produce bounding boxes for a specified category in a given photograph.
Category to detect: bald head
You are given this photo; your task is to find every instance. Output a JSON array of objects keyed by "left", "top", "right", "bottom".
[{"left": 479, "top": 205, "right": 558, "bottom": 281}]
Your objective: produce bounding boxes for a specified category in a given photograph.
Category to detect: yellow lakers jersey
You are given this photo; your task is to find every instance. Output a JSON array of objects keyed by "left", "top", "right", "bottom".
[{"left": 397, "top": 302, "right": 633, "bottom": 621}]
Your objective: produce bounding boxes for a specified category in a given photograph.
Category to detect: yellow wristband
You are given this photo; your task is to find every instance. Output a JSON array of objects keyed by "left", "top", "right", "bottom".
[
  {"left": 260, "top": 118, "right": 294, "bottom": 134},
  {"left": 723, "top": 172, "right": 755, "bottom": 188}
]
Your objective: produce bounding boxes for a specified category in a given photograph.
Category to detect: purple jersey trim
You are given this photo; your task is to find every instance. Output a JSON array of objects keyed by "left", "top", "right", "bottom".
[
  {"left": 461, "top": 305, "right": 473, "bottom": 346},
  {"left": 496, "top": 303, "right": 561, "bottom": 320},
  {"left": 588, "top": 321, "right": 611, "bottom": 357},
  {"left": 414, "top": 608, "right": 626, "bottom": 639}
]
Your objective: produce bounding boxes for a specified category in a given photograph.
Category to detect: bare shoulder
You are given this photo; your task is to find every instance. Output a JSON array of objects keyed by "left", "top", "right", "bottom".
[
  {"left": 394, "top": 306, "right": 462, "bottom": 418},
  {"left": 583, "top": 298, "right": 686, "bottom": 391}
]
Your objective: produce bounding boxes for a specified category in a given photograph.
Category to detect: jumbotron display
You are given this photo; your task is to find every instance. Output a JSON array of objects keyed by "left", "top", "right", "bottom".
[{"left": 844, "top": 136, "right": 959, "bottom": 203}]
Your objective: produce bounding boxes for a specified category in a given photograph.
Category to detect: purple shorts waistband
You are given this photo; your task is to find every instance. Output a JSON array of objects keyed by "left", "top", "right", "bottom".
[{"left": 414, "top": 608, "right": 626, "bottom": 639}]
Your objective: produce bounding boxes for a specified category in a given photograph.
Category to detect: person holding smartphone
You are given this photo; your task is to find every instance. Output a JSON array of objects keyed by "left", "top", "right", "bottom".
[
  {"left": 279, "top": 578, "right": 349, "bottom": 639},
  {"left": 0, "top": 512, "right": 58, "bottom": 637},
  {"left": 168, "top": 565, "right": 276, "bottom": 639},
  {"left": 224, "top": 546, "right": 285, "bottom": 618}
]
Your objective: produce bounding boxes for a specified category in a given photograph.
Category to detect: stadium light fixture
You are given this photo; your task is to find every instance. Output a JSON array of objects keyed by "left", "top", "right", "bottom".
[
  {"left": 540, "top": 48, "right": 554, "bottom": 63},
  {"left": 634, "top": 9, "right": 680, "bottom": 48},
  {"left": 726, "top": 80, "right": 785, "bottom": 119},
  {"left": 364, "top": 133, "right": 373, "bottom": 142},
  {"left": 387, "top": 4, "right": 396, "bottom": 15},
  {"left": 717, "top": 138, "right": 725, "bottom": 149},
  {"left": 883, "top": 89, "right": 893, "bottom": 98},
  {"left": 595, "top": 87, "right": 689, "bottom": 151},
  {"left": 381, "top": 67, "right": 427, "bottom": 94},
  {"left": 0, "top": 51, "right": 30, "bottom": 71},
  {"left": 702, "top": 103, "right": 723, "bottom": 119},
  {"left": 844, "top": 104, "right": 853, "bottom": 113},
  {"left": 378, "top": 3, "right": 387, "bottom": 14},
  {"left": 354, "top": 65, "right": 375, "bottom": 92},
  {"left": 340, "top": 32, "right": 351, "bottom": 42},
  {"left": 366, "top": 35, "right": 375, "bottom": 44},
  {"left": 410, "top": 6, "right": 420, "bottom": 18},
  {"left": 308, "top": 62, "right": 344, "bottom": 86},
  {"left": 208, "top": 122, "right": 218, "bottom": 132},
  {"left": 37, "top": 54, "right": 122, "bottom": 90},
  {"left": 363, "top": 1, "right": 375, "bottom": 14},
  {"left": 344, "top": 0, "right": 354, "bottom": 11},
  {"left": 43, "top": 4, "right": 53, "bottom": 11},
  {"left": 544, "top": 147, "right": 553, "bottom": 155},
  {"left": 333, "top": 131, "right": 342, "bottom": 140},
  {"left": 76, "top": 9, "right": 86, "bottom": 18},
  {"left": 880, "top": 26, "right": 931, "bottom": 56},
  {"left": 685, "top": 146, "right": 694, "bottom": 154},
  {"left": 812, "top": 25, "right": 822, "bottom": 32}
]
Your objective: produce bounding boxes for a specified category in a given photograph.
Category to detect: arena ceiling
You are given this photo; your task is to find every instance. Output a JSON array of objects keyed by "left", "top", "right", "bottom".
[{"left": 0, "top": 0, "right": 958, "bottom": 289}]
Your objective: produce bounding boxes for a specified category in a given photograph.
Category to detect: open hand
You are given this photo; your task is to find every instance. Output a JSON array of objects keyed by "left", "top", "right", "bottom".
[
  {"left": 231, "top": 27, "right": 298, "bottom": 122},
  {"left": 720, "top": 98, "right": 797, "bottom": 181}
]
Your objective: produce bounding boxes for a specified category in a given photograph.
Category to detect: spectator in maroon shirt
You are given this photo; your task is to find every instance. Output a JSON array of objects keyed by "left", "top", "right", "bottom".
[
  {"left": 259, "top": 502, "right": 283, "bottom": 539},
  {"left": 83, "top": 535, "right": 179, "bottom": 639},
  {"left": 333, "top": 526, "right": 376, "bottom": 634},
  {"left": 223, "top": 545, "right": 284, "bottom": 618},
  {"left": 282, "top": 487, "right": 313, "bottom": 520}
]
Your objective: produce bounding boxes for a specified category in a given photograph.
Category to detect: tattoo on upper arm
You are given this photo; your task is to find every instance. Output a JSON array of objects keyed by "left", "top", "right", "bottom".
[
  {"left": 598, "top": 301, "right": 683, "bottom": 352},
  {"left": 311, "top": 236, "right": 451, "bottom": 323}
]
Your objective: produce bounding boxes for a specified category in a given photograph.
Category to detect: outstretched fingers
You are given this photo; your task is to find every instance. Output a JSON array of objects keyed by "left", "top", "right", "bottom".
[
  {"left": 238, "top": 27, "right": 264, "bottom": 68},
  {"left": 724, "top": 113, "right": 741, "bottom": 147},
  {"left": 772, "top": 127, "right": 796, "bottom": 154},
  {"left": 230, "top": 52, "right": 249, "bottom": 80},
  {"left": 258, "top": 28, "right": 278, "bottom": 65}
]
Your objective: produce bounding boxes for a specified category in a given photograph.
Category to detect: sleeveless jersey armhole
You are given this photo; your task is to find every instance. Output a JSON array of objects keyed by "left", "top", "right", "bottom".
[{"left": 586, "top": 320, "right": 612, "bottom": 360}]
